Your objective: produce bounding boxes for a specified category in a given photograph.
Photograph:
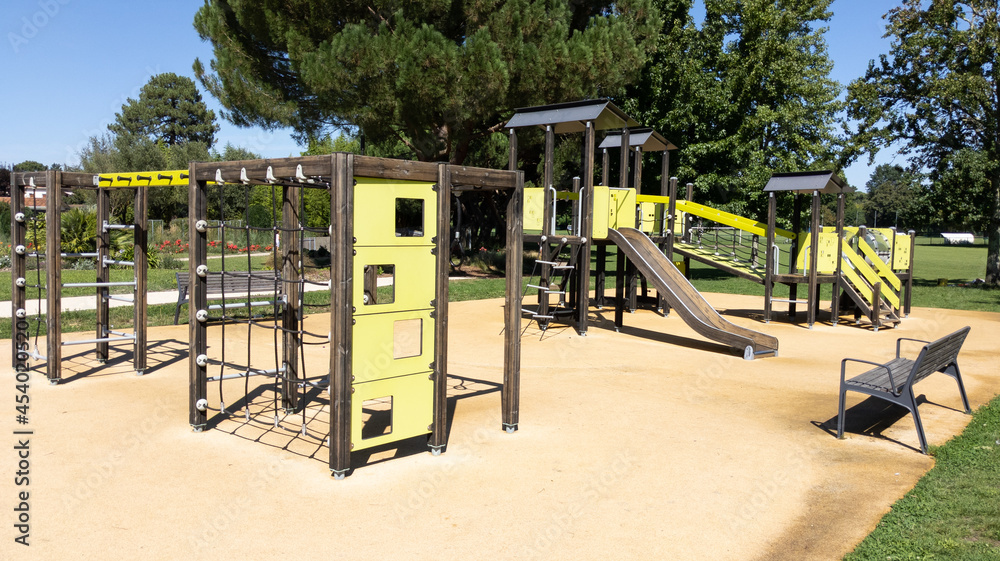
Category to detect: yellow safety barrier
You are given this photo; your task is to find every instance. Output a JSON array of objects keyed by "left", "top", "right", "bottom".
[
  {"left": 609, "top": 189, "right": 636, "bottom": 230},
  {"left": 841, "top": 240, "right": 900, "bottom": 309},
  {"left": 639, "top": 202, "right": 656, "bottom": 234},
  {"left": 95, "top": 170, "right": 189, "bottom": 187},
  {"left": 856, "top": 239, "right": 902, "bottom": 291},
  {"left": 523, "top": 188, "right": 545, "bottom": 231},
  {"left": 592, "top": 185, "right": 610, "bottom": 240},
  {"left": 892, "top": 233, "right": 912, "bottom": 270}
]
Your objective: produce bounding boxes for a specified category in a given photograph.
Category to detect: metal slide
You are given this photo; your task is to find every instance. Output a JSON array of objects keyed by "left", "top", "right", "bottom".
[{"left": 607, "top": 228, "right": 779, "bottom": 360}]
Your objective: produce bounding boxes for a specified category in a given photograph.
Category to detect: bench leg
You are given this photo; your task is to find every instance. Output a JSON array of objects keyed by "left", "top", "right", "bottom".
[
  {"left": 946, "top": 363, "right": 972, "bottom": 414},
  {"left": 906, "top": 388, "right": 929, "bottom": 454},
  {"left": 837, "top": 386, "right": 848, "bottom": 439},
  {"left": 174, "top": 300, "right": 182, "bottom": 325}
]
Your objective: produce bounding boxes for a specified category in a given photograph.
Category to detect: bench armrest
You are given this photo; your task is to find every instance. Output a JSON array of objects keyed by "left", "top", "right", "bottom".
[
  {"left": 841, "top": 357, "right": 897, "bottom": 392},
  {"left": 896, "top": 337, "right": 931, "bottom": 358}
]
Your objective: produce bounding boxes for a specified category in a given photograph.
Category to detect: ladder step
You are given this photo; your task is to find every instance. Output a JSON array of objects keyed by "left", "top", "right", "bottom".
[
  {"left": 770, "top": 298, "right": 810, "bottom": 304},
  {"left": 526, "top": 284, "right": 548, "bottom": 290}
]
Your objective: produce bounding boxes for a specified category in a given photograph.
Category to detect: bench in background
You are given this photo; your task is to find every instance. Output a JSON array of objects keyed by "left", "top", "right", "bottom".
[{"left": 174, "top": 271, "right": 283, "bottom": 324}]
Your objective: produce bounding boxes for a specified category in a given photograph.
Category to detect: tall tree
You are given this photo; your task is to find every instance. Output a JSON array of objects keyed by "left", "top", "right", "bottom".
[
  {"left": 193, "top": 0, "right": 660, "bottom": 164},
  {"left": 110, "top": 72, "right": 219, "bottom": 147},
  {"left": 864, "top": 164, "right": 926, "bottom": 229},
  {"left": 847, "top": 0, "right": 999, "bottom": 284},
  {"left": 625, "top": 0, "right": 842, "bottom": 218}
]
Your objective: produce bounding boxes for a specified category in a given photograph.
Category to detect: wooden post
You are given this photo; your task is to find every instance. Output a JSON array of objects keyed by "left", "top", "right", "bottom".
[
  {"left": 329, "top": 153, "right": 355, "bottom": 478},
  {"left": 614, "top": 249, "right": 626, "bottom": 330},
  {"left": 281, "top": 182, "right": 300, "bottom": 411},
  {"left": 764, "top": 192, "right": 776, "bottom": 323},
  {"left": 538, "top": 125, "right": 555, "bottom": 327},
  {"left": 904, "top": 229, "right": 915, "bottom": 316},
  {"left": 45, "top": 171, "right": 62, "bottom": 383},
  {"left": 188, "top": 164, "right": 209, "bottom": 430},
  {"left": 431, "top": 164, "right": 452, "bottom": 449},
  {"left": 807, "top": 190, "right": 821, "bottom": 328},
  {"left": 602, "top": 148, "right": 609, "bottom": 187},
  {"left": 11, "top": 174, "right": 26, "bottom": 369},
  {"left": 96, "top": 187, "right": 110, "bottom": 363},
  {"left": 508, "top": 129, "right": 518, "bottom": 172},
  {"left": 632, "top": 147, "right": 642, "bottom": 194},
  {"left": 831, "top": 192, "right": 845, "bottom": 325},
  {"left": 502, "top": 172, "right": 524, "bottom": 433},
  {"left": 789, "top": 193, "right": 803, "bottom": 320},
  {"left": 576, "top": 121, "right": 595, "bottom": 336},
  {"left": 663, "top": 176, "right": 678, "bottom": 316},
  {"left": 684, "top": 182, "right": 694, "bottom": 279},
  {"left": 134, "top": 185, "right": 148, "bottom": 374}
]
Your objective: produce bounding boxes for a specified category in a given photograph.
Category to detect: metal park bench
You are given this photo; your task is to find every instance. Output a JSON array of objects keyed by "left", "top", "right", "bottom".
[
  {"left": 174, "top": 271, "right": 283, "bottom": 324},
  {"left": 837, "top": 326, "right": 972, "bottom": 453}
]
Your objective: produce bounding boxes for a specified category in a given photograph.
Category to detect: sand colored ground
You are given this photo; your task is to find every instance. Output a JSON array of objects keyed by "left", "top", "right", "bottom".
[{"left": 1, "top": 292, "right": 998, "bottom": 560}]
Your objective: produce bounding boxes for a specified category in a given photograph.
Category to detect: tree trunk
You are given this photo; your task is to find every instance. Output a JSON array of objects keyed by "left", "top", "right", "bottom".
[{"left": 987, "top": 173, "right": 1000, "bottom": 285}]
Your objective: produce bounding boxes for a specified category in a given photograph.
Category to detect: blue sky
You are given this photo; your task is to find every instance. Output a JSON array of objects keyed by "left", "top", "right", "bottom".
[{"left": 2, "top": 0, "right": 901, "bottom": 189}]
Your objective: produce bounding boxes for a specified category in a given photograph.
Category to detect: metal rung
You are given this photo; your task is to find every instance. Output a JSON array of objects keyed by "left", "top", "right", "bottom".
[
  {"left": 103, "top": 221, "right": 135, "bottom": 231},
  {"left": 526, "top": 284, "right": 548, "bottom": 290},
  {"left": 63, "top": 281, "right": 136, "bottom": 288},
  {"left": 62, "top": 335, "right": 135, "bottom": 346},
  {"left": 207, "top": 366, "right": 286, "bottom": 382},
  {"left": 207, "top": 299, "right": 282, "bottom": 311},
  {"left": 532, "top": 314, "right": 554, "bottom": 319},
  {"left": 104, "top": 259, "right": 135, "bottom": 266},
  {"left": 106, "top": 329, "right": 131, "bottom": 337},
  {"left": 536, "top": 260, "right": 561, "bottom": 265},
  {"left": 107, "top": 295, "right": 134, "bottom": 303},
  {"left": 770, "top": 298, "right": 809, "bottom": 304},
  {"left": 552, "top": 265, "right": 575, "bottom": 270},
  {"left": 62, "top": 252, "right": 99, "bottom": 258}
]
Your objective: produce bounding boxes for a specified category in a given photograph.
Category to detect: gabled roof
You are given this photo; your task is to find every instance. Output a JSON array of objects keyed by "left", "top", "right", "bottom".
[
  {"left": 597, "top": 127, "right": 677, "bottom": 151},
  {"left": 763, "top": 171, "right": 853, "bottom": 194},
  {"left": 505, "top": 99, "right": 639, "bottom": 134}
]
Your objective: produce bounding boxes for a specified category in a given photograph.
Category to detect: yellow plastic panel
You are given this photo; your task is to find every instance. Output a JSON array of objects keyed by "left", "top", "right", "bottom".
[
  {"left": 96, "top": 170, "right": 189, "bottom": 187},
  {"left": 354, "top": 178, "right": 437, "bottom": 246},
  {"left": 892, "top": 234, "right": 912, "bottom": 270},
  {"left": 609, "top": 188, "right": 636, "bottom": 230},
  {"left": 592, "top": 185, "right": 610, "bottom": 240},
  {"left": 353, "top": 309, "right": 434, "bottom": 383},
  {"left": 639, "top": 202, "right": 656, "bottom": 234},
  {"left": 351, "top": 372, "right": 433, "bottom": 451},
  {"left": 816, "top": 232, "right": 840, "bottom": 273},
  {"left": 841, "top": 240, "right": 900, "bottom": 308},
  {"left": 795, "top": 233, "right": 812, "bottom": 271},
  {"left": 674, "top": 260, "right": 686, "bottom": 275},
  {"left": 353, "top": 246, "right": 435, "bottom": 315},
  {"left": 523, "top": 187, "right": 544, "bottom": 231},
  {"left": 856, "top": 239, "right": 902, "bottom": 291}
]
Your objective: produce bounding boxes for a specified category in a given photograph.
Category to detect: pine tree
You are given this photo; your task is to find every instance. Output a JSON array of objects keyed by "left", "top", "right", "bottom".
[
  {"left": 110, "top": 72, "right": 219, "bottom": 147},
  {"left": 192, "top": 0, "right": 660, "bottom": 164}
]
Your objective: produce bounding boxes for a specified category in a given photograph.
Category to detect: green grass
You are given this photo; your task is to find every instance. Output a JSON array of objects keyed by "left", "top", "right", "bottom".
[{"left": 843, "top": 395, "right": 1000, "bottom": 560}]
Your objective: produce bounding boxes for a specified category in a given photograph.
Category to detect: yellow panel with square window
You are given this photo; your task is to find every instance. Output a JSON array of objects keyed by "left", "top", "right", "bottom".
[
  {"left": 353, "top": 246, "right": 436, "bottom": 315},
  {"left": 352, "top": 309, "right": 434, "bottom": 384},
  {"left": 609, "top": 188, "right": 636, "bottom": 230},
  {"left": 351, "top": 372, "right": 433, "bottom": 451},
  {"left": 353, "top": 178, "right": 437, "bottom": 247}
]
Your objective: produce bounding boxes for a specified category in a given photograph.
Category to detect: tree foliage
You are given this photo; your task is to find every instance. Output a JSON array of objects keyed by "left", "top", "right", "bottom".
[
  {"left": 624, "top": 0, "right": 842, "bottom": 219},
  {"left": 846, "top": 0, "right": 1000, "bottom": 284},
  {"left": 193, "top": 0, "right": 660, "bottom": 164},
  {"left": 110, "top": 72, "right": 219, "bottom": 147},
  {"left": 864, "top": 164, "right": 926, "bottom": 229}
]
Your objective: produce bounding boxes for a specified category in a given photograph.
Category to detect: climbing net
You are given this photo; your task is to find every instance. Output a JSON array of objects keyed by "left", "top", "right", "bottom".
[{"left": 192, "top": 171, "right": 334, "bottom": 453}]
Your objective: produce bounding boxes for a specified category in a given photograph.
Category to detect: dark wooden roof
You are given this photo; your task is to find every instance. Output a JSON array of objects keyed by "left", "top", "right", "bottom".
[
  {"left": 598, "top": 127, "right": 677, "bottom": 151},
  {"left": 763, "top": 171, "right": 853, "bottom": 194},
  {"left": 505, "top": 99, "right": 639, "bottom": 133}
]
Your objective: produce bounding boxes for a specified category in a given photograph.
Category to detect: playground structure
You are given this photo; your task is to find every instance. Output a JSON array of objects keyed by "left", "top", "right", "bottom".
[
  {"left": 7, "top": 99, "right": 922, "bottom": 478},
  {"left": 9, "top": 155, "right": 525, "bottom": 479},
  {"left": 507, "top": 100, "right": 918, "bottom": 359},
  {"left": 10, "top": 170, "right": 150, "bottom": 381}
]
